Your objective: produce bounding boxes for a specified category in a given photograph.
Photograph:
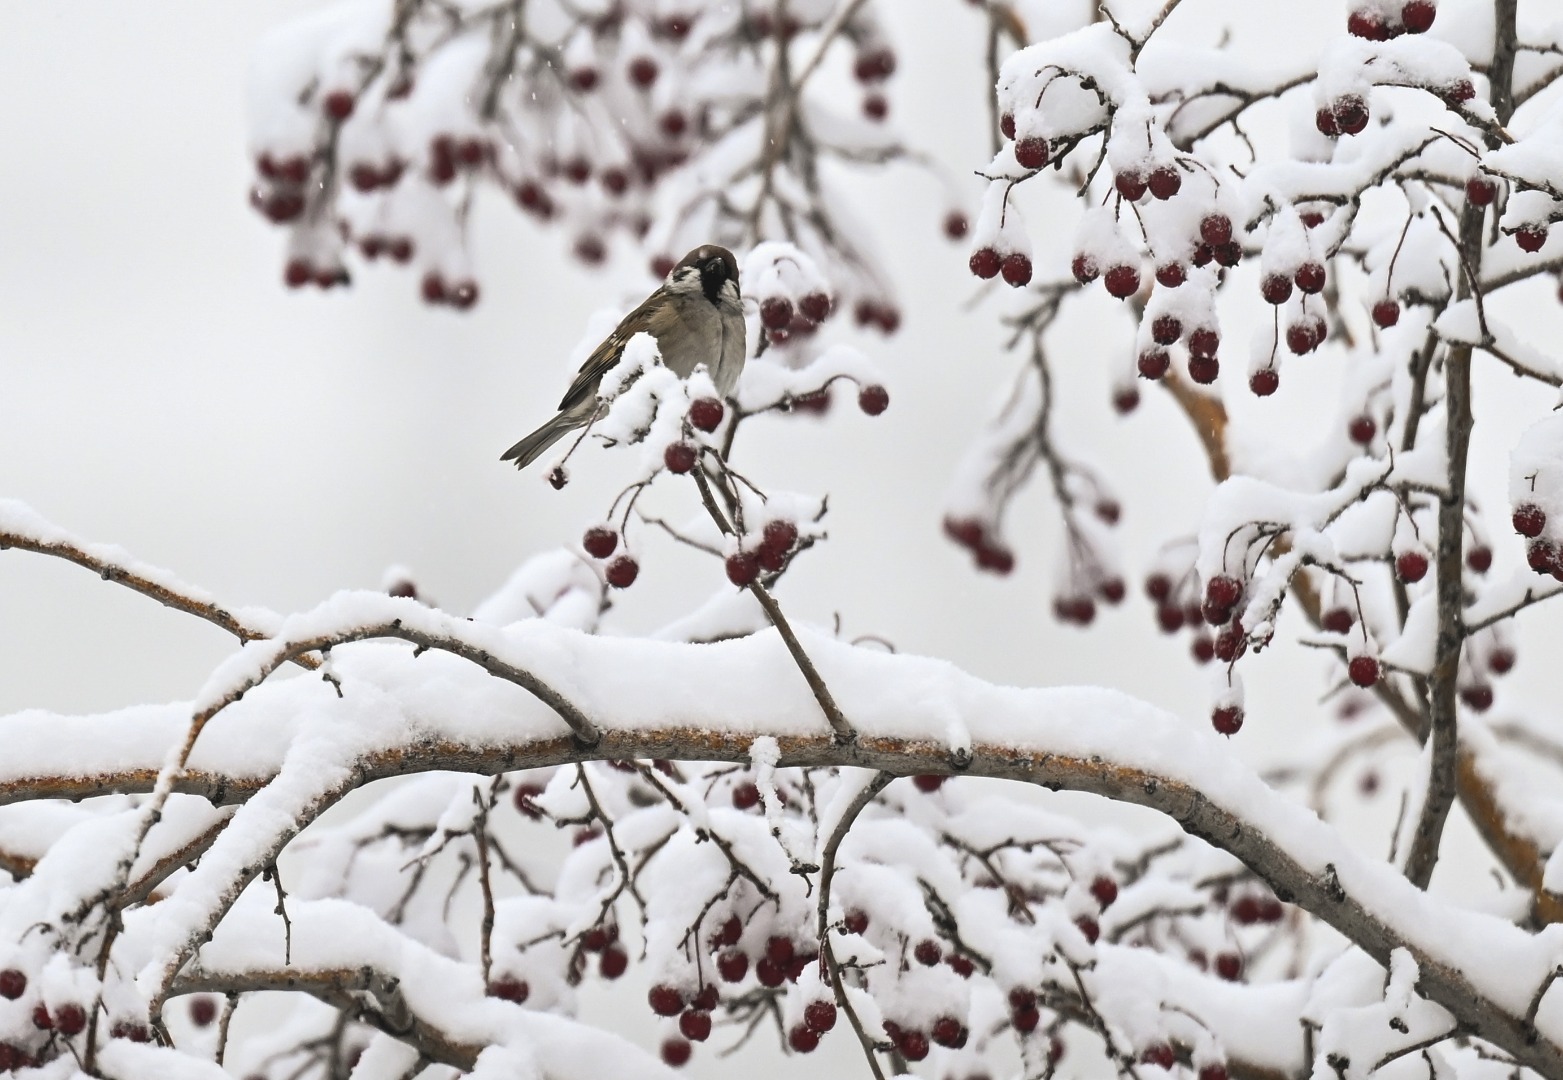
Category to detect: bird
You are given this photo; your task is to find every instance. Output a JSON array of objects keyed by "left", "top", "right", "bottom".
[{"left": 502, "top": 244, "right": 746, "bottom": 470}]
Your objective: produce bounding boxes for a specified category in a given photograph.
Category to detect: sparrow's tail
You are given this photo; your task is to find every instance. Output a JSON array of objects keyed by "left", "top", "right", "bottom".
[{"left": 501, "top": 411, "right": 587, "bottom": 470}]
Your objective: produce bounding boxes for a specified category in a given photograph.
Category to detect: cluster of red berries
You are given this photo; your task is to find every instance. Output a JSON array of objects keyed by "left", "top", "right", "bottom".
[
  {"left": 943, "top": 516, "right": 1015, "bottom": 576},
  {"left": 581, "top": 526, "right": 640, "bottom": 590},
  {"left": 726, "top": 520, "right": 800, "bottom": 587},
  {"left": 758, "top": 290, "right": 834, "bottom": 347},
  {"left": 1515, "top": 501, "right": 1563, "bottom": 581},
  {"left": 428, "top": 134, "right": 493, "bottom": 186},
  {"left": 1346, "top": 0, "right": 1436, "bottom": 39},
  {"left": 420, "top": 272, "right": 480, "bottom": 309},
  {"left": 251, "top": 152, "right": 311, "bottom": 224}
]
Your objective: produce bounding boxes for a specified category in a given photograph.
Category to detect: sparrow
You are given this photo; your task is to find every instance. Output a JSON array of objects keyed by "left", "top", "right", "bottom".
[{"left": 502, "top": 244, "right": 746, "bottom": 469}]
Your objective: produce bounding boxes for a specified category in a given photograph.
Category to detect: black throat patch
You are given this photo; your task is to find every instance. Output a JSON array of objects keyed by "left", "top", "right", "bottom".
[{"left": 700, "top": 264, "right": 728, "bottom": 304}]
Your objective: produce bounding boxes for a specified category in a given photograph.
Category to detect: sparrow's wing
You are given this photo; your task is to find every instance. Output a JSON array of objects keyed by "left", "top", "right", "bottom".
[{"left": 555, "top": 296, "right": 661, "bottom": 413}]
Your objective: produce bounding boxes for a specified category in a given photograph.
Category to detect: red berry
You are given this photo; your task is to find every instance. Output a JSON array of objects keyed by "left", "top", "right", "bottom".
[
  {"left": 732, "top": 781, "right": 760, "bottom": 809},
  {"left": 629, "top": 57, "right": 659, "bottom": 87},
  {"left": 1316, "top": 107, "right": 1340, "bottom": 137},
  {"left": 1466, "top": 176, "right": 1497, "bottom": 206},
  {"left": 761, "top": 296, "right": 794, "bottom": 330},
  {"left": 844, "top": 909, "right": 869, "bottom": 934},
  {"left": 1188, "top": 327, "right": 1220, "bottom": 359},
  {"left": 1113, "top": 387, "right": 1140, "bottom": 414},
  {"left": 805, "top": 1001, "right": 838, "bottom": 1033},
  {"left": 755, "top": 957, "right": 785, "bottom": 987},
  {"left": 1348, "top": 10, "right": 1388, "bottom": 38},
  {"left": 1348, "top": 415, "right": 1377, "bottom": 445},
  {"left": 0, "top": 971, "right": 24, "bottom": 1000},
  {"left": 487, "top": 977, "right": 529, "bottom": 1003},
  {"left": 1514, "top": 503, "right": 1547, "bottom": 537},
  {"left": 1214, "top": 622, "right": 1247, "bottom": 662},
  {"left": 969, "top": 247, "right": 1002, "bottom": 279},
  {"left": 1467, "top": 545, "right": 1493, "bottom": 573},
  {"left": 1349, "top": 655, "right": 1380, "bottom": 688},
  {"left": 662, "top": 1037, "right": 692, "bottom": 1067},
  {"left": 1000, "top": 113, "right": 1016, "bottom": 140},
  {"left": 898, "top": 1029, "right": 930, "bottom": 1061},
  {"left": 1015, "top": 137, "right": 1048, "bottom": 170},
  {"left": 862, "top": 94, "right": 888, "bottom": 121},
  {"left": 1001, "top": 253, "right": 1033, "bottom": 287},
  {"left": 1074, "top": 916, "right": 1100, "bottom": 944},
  {"left": 190, "top": 996, "right": 218, "bottom": 1026},
  {"left": 1529, "top": 538, "right": 1558, "bottom": 574},
  {"left": 788, "top": 1024, "right": 820, "bottom": 1053},
  {"left": 1090, "top": 876, "right": 1118, "bottom": 908},
  {"left": 1460, "top": 684, "right": 1494, "bottom": 712},
  {"left": 1199, "top": 214, "right": 1233, "bottom": 247},
  {"left": 931, "top": 1017, "right": 967, "bottom": 1048},
  {"left": 1249, "top": 369, "right": 1279, "bottom": 396},
  {"left": 800, "top": 292, "right": 832, "bottom": 322},
  {"left": 679, "top": 1009, "right": 712, "bottom": 1041},
  {"left": 1397, "top": 550, "right": 1429, "bottom": 583},
  {"left": 1012, "top": 1004, "right": 1040, "bottom": 1032},
  {"left": 450, "top": 280, "right": 480, "bottom": 310},
  {"left": 975, "top": 542, "right": 1015, "bottom": 574},
  {"left": 1443, "top": 79, "right": 1476, "bottom": 105},
  {"left": 664, "top": 442, "right": 698, "bottom": 474},
  {"left": 660, "top": 109, "right": 688, "bottom": 138},
  {"left": 1402, "top": 0, "right": 1436, "bottom": 32},
  {"left": 1334, "top": 95, "right": 1370, "bottom": 135},
  {"left": 1148, "top": 165, "right": 1182, "bottom": 200},
  {"left": 726, "top": 551, "right": 759, "bottom": 587},
  {"left": 688, "top": 397, "right": 725, "bottom": 432},
  {"left": 606, "top": 555, "right": 639, "bottom": 589},
  {"left": 1104, "top": 264, "right": 1140, "bottom": 299},
  {"left": 1487, "top": 646, "right": 1515, "bottom": 675},
  {"left": 859, "top": 384, "right": 890, "bottom": 415},
  {"left": 1323, "top": 607, "right": 1355, "bottom": 634},
  {"left": 570, "top": 66, "right": 599, "bottom": 92},
  {"left": 55, "top": 1004, "right": 86, "bottom": 1036},
  {"left": 1071, "top": 253, "right": 1100, "bottom": 284},
  {"left": 718, "top": 950, "right": 749, "bottom": 982},
  {"left": 600, "top": 944, "right": 629, "bottom": 978},
  {"left": 1205, "top": 575, "right": 1242, "bottom": 611},
  {"left": 948, "top": 955, "right": 974, "bottom": 977},
  {"left": 944, "top": 211, "right": 969, "bottom": 239},
  {"left": 1200, "top": 1066, "right": 1230, "bottom": 1080},
  {"left": 1372, "top": 299, "right": 1400, "bottom": 327},
  {"left": 1191, "top": 635, "right": 1215, "bottom": 664},
  {"left": 1294, "top": 262, "right": 1326, "bottom": 294},
  {"left": 32, "top": 1004, "right": 52, "bottom": 1030},
  {"left": 1149, "top": 314, "right": 1181, "bottom": 345},
  {"left": 1142, "top": 1043, "right": 1176, "bottom": 1069},
  {"left": 1518, "top": 226, "right": 1549, "bottom": 252},
  {"left": 913, "top": 775, "right": 944, "bottom": 795},
  {"left": 1156, "top": 262, "right": 1186, "bottom": 288},
  {"left": 914, "top": 939, "right": 942, "bottom": 965},
  {"left": 766, "top": 936, "right": 795, "bottom": 966},
  {"left": 284, "top": 258, "right": 313, "bottom": 289},
  {"left": 1188, "top": 355, "right": 1219, "bottom": 384},
  {"left": 1301, "top": 210, "right": 1326, "bottom": 228},
  {"left": 649, "top": 985, "right": 685, "bottom": 1017},
  {"left": 1261, "top": 273, "right": 1293, "bottom": 304},
  {"left": 389, "top": 237, "right": 414, "bottom": 263},
  {"left": 1215, "top": 953, "right": 1243, "bottom": 981},
  {"left": 1115, "top": 170, "right": 1147, "bottom": 201},
  {"left": 421, "top": 271, "right": 448, "bottom": 304},
  {"left": 322, "top": 89, "right": 355, "bottom": 120},
  {"left": 1212, "top": 705, "right": 1244, "bottom": 735}
]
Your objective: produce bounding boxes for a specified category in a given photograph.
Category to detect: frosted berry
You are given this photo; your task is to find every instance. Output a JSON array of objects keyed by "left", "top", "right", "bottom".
[
  {"left": 1199, "top": 1066, "right": 1230, "bottom": 1080},
  {"left": 1115, "top": 170, "right": 1147, "bottom": 201},
  {"left": 1148, "top": 165, "right": 1182, "bottom": 200},
  {"left": 1467, "top": 545, "right": 1493, "bottom": 573},
  {"left": 686, "top": 396, "right": 726, "bottom": 434},
  {"left": 322, "top": 90, "right": 355, "bottom": 120},
  {"left": 190, "top": 996, "right": 218, "bottom": 1026},
  {"left": 1372, "top": 299, "right": 1400, "bottom": 327},
  {"left": 1334, "top": 95, "right": 1369, "bottom": 135},
  {"left": 717, "top": 950, "right": 748, "bottom": 982},
  {"left": 1517, "top": 226, "right": 1549, "bottom": 252},
  {"left": 1348, "top": 655, "right": 1380, "bottom": 688},
  {"left": 488, "top": 977, "right": 529, "bottom": 1003},
  {"left": 1442, "top": 79, "right": 1476, "bottom": 105},
  {"left": 914, "top": 939, "right": 942, "bottom": 965},
  {"left": 1001, "top": 253, "right": 1033, "bottom": 287},
  {"left": 1156, "top": 262, "right": 1186, "bottom": 288},
  {"left": 1261, "top": 274, "right": 1293, "bottom": 305},
  {"left": 948, "top": 955, "right": 974, "bottom": 977},
  {"left": 628, "top": 57, "right": 659, "bottom": 87},
  {"left": 969, "top": 247, "right": 1002, "bottom": 279},
  {"left": 844, "top": 908, "right": 870, "bottom": 935},
  {"left": 1150, "top": 314, "right": 1182, "bottom": 345},
  {"left": 1215, "top": 953, "right": 1243, "bottom": 980},
  {"left": 944, "top": 211, "right": 968, "bottom": 239},
  {"left": 1199, "top": 214, "right": 1233, "bottom": 247},
  {"left": 1301, "top": 210, "right": 1326, "bottom": 228},
  {"left": 662, "top": 1037, "right": 692, "bottom": 1067},
  {"left": 726, "top": 551, "right": 759, "bottom": 587},
  {"left": 1188, "top": 327, "right": 1219, "bottom": 358},
  {"left": 1090, "top": 875, "right": 1119, "bottom": 908},
  {"left": 800, "top": 292, "right": 832, "bottom": 322},
  {"left": 450, "top": 281, "right": 480, "bottom": 310},
  {"left": 1205, "top": 575, "right": 1242, "bottom": 613},
  {"left": 766, "top": 936, "right": 795, "bottom": 966},
  {"left": 1188, "top": 355, "right": 1219, "bottom": 384},
  {"left": 649, "top": 985, "right": 685, "bottom": 1017},
  {"left": 804, "top": 1000, "right": 837, "bottom": 1033},
  {"left": 1397, "top": 550, "right": 1429, "bottom": 583},
  {"left": 1000, "top": 113, "right": 1016, "bottom": 140},
  {"left": 1104, "top": 264, "right": 1140, "bottom": 299},
  {"left": 930, "top": 1017, "right": 966, "bottom": 1048},
  {"left": 1348, "top": 415, "right": 1376, "bottom": 445},
  {"left": 0, "top": 971, "right": 24, "bottom": 1000},
  {"left": 788, "top": 1024, "right": 820, "bottom": 1053},
  {"left": 1315, "top": 107, "right": 1340, "bottom": 137},
  {"left": 1212, "top": 705, "right": 1243, "bottom": 735},
  {"left": 1347, "top": 10, "right": 1389, "bottom": 38},
  {"left": 898, "top": 1029, "right": 930, "bottom": 1061},
  {"left": 1071, "top": 253, "right": 1099, "bottom": 284},
  {"left": 1074, "top": 916, "right": 1100, "bottom": 944},
  {"left": 1294, "top": 262, "right": 1326, "bottom": 294},
  {"left": 679, "top": 1010, "right": 712, "bottom": 1042},
  {"left": 1529, "top": 539, "right": 1558, "bottom": 574},
  {"left": 1014, "top": 137, "right": 1048, "bottom": 170},
  {"left": 600, "top": 944, "right": 628, "bottom": 978},
  {"left": 1142, "top": 1043, "right": 1176, "bottom": 1069},
  {"left": 1249, "top": 369, "right": 1279, "bottom": 396},
  {"left": 760, "top": 296, "right": 794, "bottom": 331},
  {"left": 858, "top": 384, "right": 889, "bottom": 415},
  {"left": 732, "top": 781, "right": 760, "bottom": 809},
  {"left": 1514, "top": 503, "right": 1547, "bottom": 537},
  {"left": 606, "top": 555, "right": 639, "bottom": 589},
  {"left": 1215, "top": 621, "right": 1247, "bottom": 662},
  {"left": 664, "top": 442, "right": 698, "bottom": 474},
  {"left": 1466, "top": 176, "right": 1497, "bottom": 206},
  {"left": 1402, "top": 0, "right": 1436, "bottom": 32}
]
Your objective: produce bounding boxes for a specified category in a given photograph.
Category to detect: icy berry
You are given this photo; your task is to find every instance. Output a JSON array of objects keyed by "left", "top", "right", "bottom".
[
  {"left": 1089, "top": 875, "right": 1119, "bottom": 908},
  {"left": 1316, "top": 107, "right": 1340, "bottom": 137},
  {"left": 1402, "top": 0, "right": 1436, "bottom": 31},
  {"left": 1212, "top": 705, "right": 1244, "bottom": 736},
  {"left": 1286, "top": 317, "right": 1325, "bottom": 354},
  {"left": 1334, "top": 95, "right": 1369, "bottom": 135},
  {"left": 1293, "top": 262, "right": 1326, "bottom": 294},
  {"left": 789, "top": 1024, "right": 820, "bottom": 1053},
  {"left": 1071, "top": 253, "right": 1099, "bottom": 284},
  {"left": 932, "top": 1017, "right": 967, "bottom": 1049},
  {"left": 664, "top": 442, "right": 698, "bottom": 474},
  {"left": 487, "top": 977, "right": 529, "bottom": 1003},
  {"left": 1348, "top": 415, "right": 1377, "bottom": 445},
  {"left": 1397, "top": 550, "right": 1429, "bottom": 583},
  {"left": 679, "top": 1010, "right": 712, "bottom": 1042},
  {"left": 190, "top": 996, "right": 218, "bottom": 1026},
  {"left": 1513, "top": 503, "right": 1547, "bottom": 537},
  {"left": 0, "top": 971, "right": 25, "bottom": 1000},
  {"left": 1529, "top": 539, "right": 1558, "bottom": 574},
  {"left": 1000, "top": 113, "right": 1016, "bottom": 139},
  {"left": 1001, "top": 253, "right": 1033, "bottom": 287},
  {"left": 1187, "top": 355, "right": 1219, "bottom": 384},
  {"left": 717, "top": 949, "right": 748, "bottom": 982},
  {"left": 322, "top": 89, "right": 355, "bottom": 120},
  {"left": 1148, "top": 165, "right": 1182, "bottom": 200},
  {"left": 1149, "top": 314, "right": 1181, "bottom": 345},
  {"left": 1205, "top": 575, "right": 1242, "bottom": 612},
  {"left": 1517, "top": 225, "right": 1550, "bottom": 253},
  {"left": 1372, "top": 299, "right": 1400, "bottom": 327},
  {"left": 1156, "top": 262, "right": 1186, "bottom": 288},
  {"left": 55, "top": 1004, "right": 86, "bottom": 1036},
  {"left": 761, "top": 296, "right": 794, "bottom": 330},
  {"left": 1249, "top": 369, "right": 1279, "bottom": 397},
  {"left": 684, "top": 398, "right": 725, "bottom": 435},
  {"left": 1466, "top": 176, "right": 1497, "bottom": 206},
  {"left": 1348, "top": 10, "right": 1389, "bottom": 38},
  {"left": 969, "top": 247, "right": 1002, "bottom": 279},
  {"left": 1200, "top": 214, "right": 1233, "bottom": 247},
  {"left": 732, "top": 781, "right": 760, "bottom": 810},
  {"left": 1215, "top": 952, "right": 1243, "bottom": 980},
  {"left": 1260, "top": 273, "right": 1292, "bottom": 305},
  {"left": 599, "top": 944, "right": 628, "bottom": 978},
  {"left": 800, "top": 292, "right": 832, "bottom": 322},
  {"left": 1199, "top": 1066, "right": 1230, "bottom": 1080},
  {"left": 1348, "top": 655, "right": 1380, "bottom": 688},
  {"left": 804, "top": 1000, "right": 837, "bottom": 1033},
  {"left": 1188, "top": 327, "right": 1219, "bottom": 359},
  {"left": 649, "top": 985, "right": 685, "bottom": 1017},
  {"left": 1104, "top": 264, "right": 1140, "bottom": 299},
  {"left": 898, "top": 1029, "right": 930, "bottom": 1061},
  {"left": 1115, "top": 170, "right": 1147, "bottom": 201},
  {"left": 726, "top": 551, "right": 759, "bottom": 587},
  {"left": 1142, "top": 1043, "right": 1176, "bottom": 1069},
  {"left": 1014, "top": 137, "right": 1048, "bottom": 170},
  {"left": 914, "top": 939, "right": 942, "bottom": 965},
  {"left": 605, "top": 555, "right": 639, "bottom": 589},
  {"left": 1074, "top": 916, "right": 1100, "bottom": 944}
]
